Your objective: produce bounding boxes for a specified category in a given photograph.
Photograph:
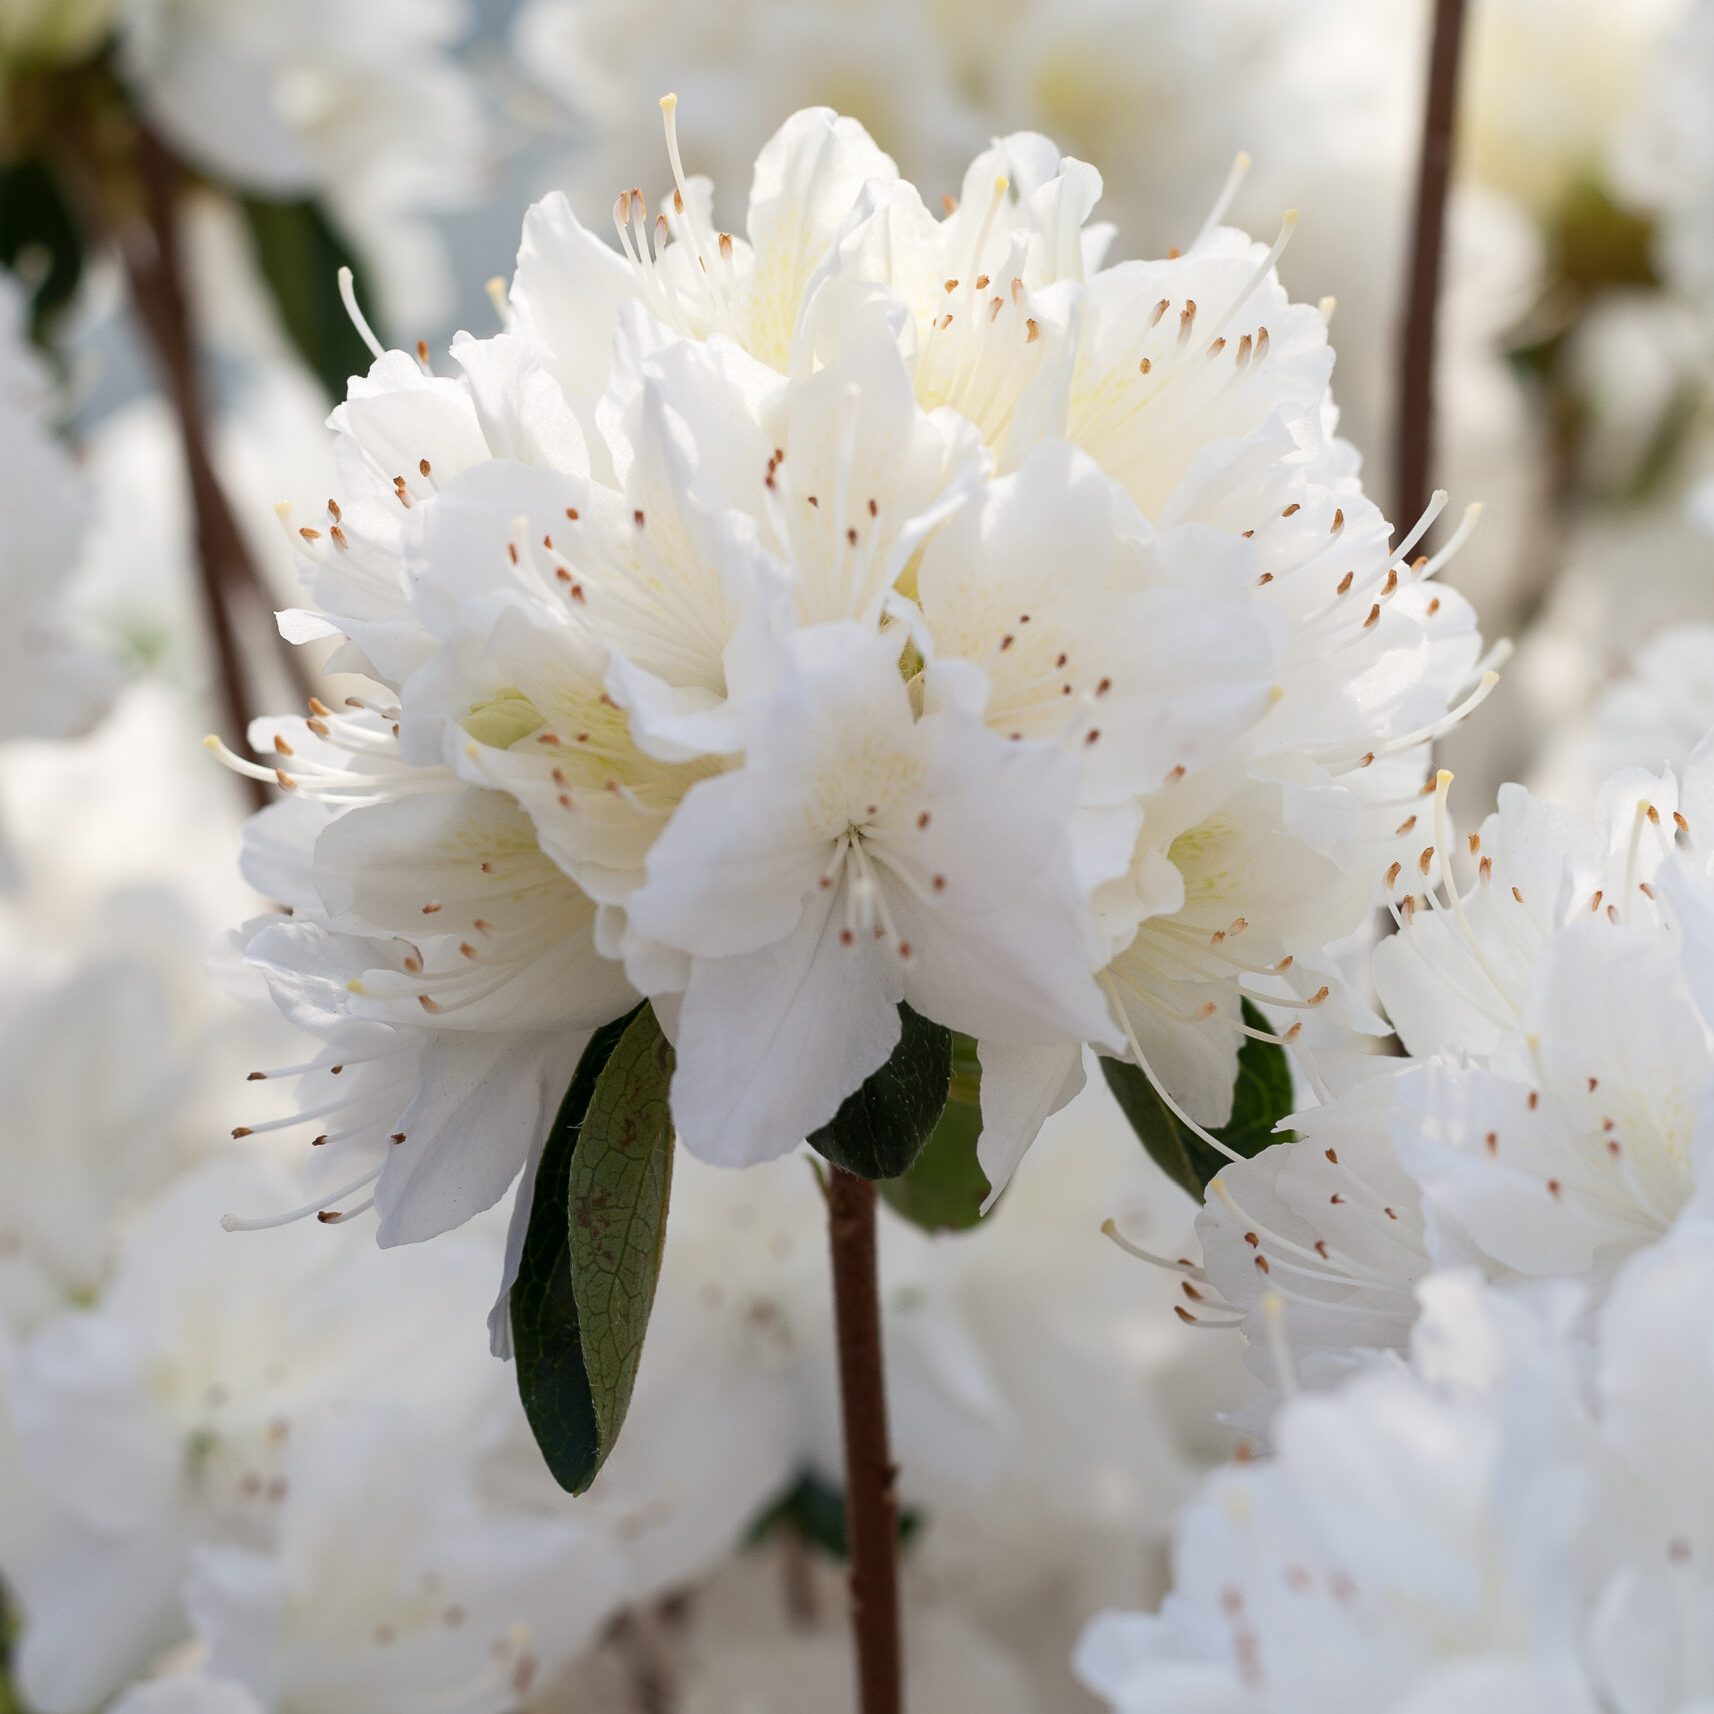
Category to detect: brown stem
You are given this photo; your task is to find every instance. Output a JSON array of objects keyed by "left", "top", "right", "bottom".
[
  {"left": 825, "top": 1168, "right": 903, "bottom": 1714},
  {"left": 1395, "top": 0, "right": 1471, "bottom": 537},
  {"left": 118, "top": 123, "right": 308, "bottom": 812}
]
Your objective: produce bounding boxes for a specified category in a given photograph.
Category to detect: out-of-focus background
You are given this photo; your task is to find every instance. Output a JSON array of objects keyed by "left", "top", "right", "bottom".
[{"left": 0, "top": 1, "right": 1710, "bottom": 1710}]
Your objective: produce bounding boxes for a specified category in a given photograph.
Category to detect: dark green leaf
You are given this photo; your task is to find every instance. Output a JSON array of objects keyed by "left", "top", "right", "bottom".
[
  {"left": 0, "top": 157, "right": 85, "bottom": 344},
  {"left": 510, "top": 1005, "right": 640, "bottom": 1495},
  {"left": 747, "top": 1471, "right": 922, "bottom": 1560},
  {"left": 809, "top": 1003, "right": 952, "bottom": 1181},
  {"left": 566, "top": 1005, "right": 676, "bottom": 1473},
  {"left": 879, "top": 1031, "right": 989, "bottom": 1232},
  {"left": 1101, "top": 1001, "right": 1295, "bottom": 1198},
  {"left": 238, "top": 195, "right": 375, "bottom": 401}
]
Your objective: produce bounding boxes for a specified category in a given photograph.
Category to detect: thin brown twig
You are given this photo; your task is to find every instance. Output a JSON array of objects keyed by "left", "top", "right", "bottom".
[
  {"left": 118, "top": 122, "right": 309, "bottom": 812},
  {"left": 1395, "top": 0, "right": 1471, "bottom": 537},
  {"left": 825, "top": 1167, "right": 903, "bottom": 1714}
]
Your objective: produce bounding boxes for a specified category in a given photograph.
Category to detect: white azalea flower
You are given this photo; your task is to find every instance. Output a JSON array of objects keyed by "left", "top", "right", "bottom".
[
  {"left": 180, "top": 1408, "right": 619, "bottom": 1714},
  {"left": 1582, "top": 1220, "right": 1714, "bottom": 1713},
  {"left": 111, "top": 1679, "right": 263, "bottom": 1714},
  {"left": 0, "top": 1157, "right": 503, "bottom": 1711},
  {"left": 1535, "top": 622, "right": 1714, "bottom": 813},
  {"left": 0, "top": 948, "right": 207, "bottom": 1332},
  {"left": 1074, "top": 1273, "right": 1603, "bottom": 1714},
  {"left": 626, "top": 621, "right": 1114, "bottom": 1164},
  {"left": 0, "top": 274, "right": 116, "bottom": 754},
  {"left": 223, "top": 103, "right": 1489, "bottom": 1295},
  {"left": 1175, "top": 750, "right": 1714, "bottom": 1395},
  {"left": 1078, "top": 1225, "right": 1714, "bottom": 1714},
  {"left": 117, "top": 0, "right": 486, "bottom": 326}
]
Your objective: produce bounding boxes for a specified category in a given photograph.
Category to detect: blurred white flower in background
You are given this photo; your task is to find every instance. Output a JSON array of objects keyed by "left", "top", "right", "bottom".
[
  {"left": 0, "top": 276, "right": 116, "bottom": 763},
  {"left": 116, "top": 0, "right": 489, "bottom": 328},
  {"left": 1080, "top": 1223, "right": 1714, "bottom": 1712}
]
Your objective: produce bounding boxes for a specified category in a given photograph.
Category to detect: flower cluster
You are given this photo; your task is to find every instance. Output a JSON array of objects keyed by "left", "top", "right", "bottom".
[
  {"left": 1078, "top": 1230, "right": 1714, "bottom": 1711},
  {"left": 1154, "top": 737, "right": 1714, "bottom": 1400},
  {"left": 217, "top": 102, "right": 1488, "bottom": 1330}
]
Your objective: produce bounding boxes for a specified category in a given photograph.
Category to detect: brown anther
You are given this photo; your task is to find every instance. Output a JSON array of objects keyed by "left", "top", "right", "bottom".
[
  {"left": 1331, "top": 508, "right": 1344, "bottom": 531},
  {"left": 565, "top": 506, "right": 579, "bottom": 521},
  {"left": 944, "top": 278, "right": 959, "bottom": 293},
  {"left": 1546, "top": 1178, "right": 1562, "bottom": 1199},
  {"left": 231, "top": 1126, "right": 253, "bottom": 1138},
  {"left": 1151, "top": 298, "right": 1169, "bottom": 325},
  {"left": 1418, "top": 846, "right": 1434, "bottom": 876},
  {"left": 932, "top": 874, "right": 946, "bottom": 892},
  {"left": 419, "top": 458, "right": 432, "bottom": 477},
  {"left": 1427, "top": 597, "right": 1441, "bottom": 615},
  {"left": 1362, "top": 603, "right": 1380, "bottom": 629},
  {"left": 975, "top": 274, "right": 990, "bottom": 289},
  {"left": 1025, "top": 318, "right": 1040, "bottom": 342},
  {"left": 1281, "top": 503, "right": 1301, "bottom": 519},
  {"left": 1207, "top": 336, "right": 1226, "bottom": 357},
  {"left": 329, "top": 525, "right": 349, "bottom": 550},
  {"left": 327, "top": 499, "right": 342, "bottom": 522},
  {"left": 1395, "top": 814, "right": 1418, "bottom": 836},
  {"left": 1325, "top": 1148, "right": 1339, "bottom": 1164},
  {"left": 840, "top": 928, "right": 855, "bottom": 946},
  {"left": 1675, "top": 811, "right": 1691, "bottom": 833},
  {"left": 418, "top": 995, "right": 441, "bottom": 1013},
  {"left": 1479, "top": 856, "right": 1493, "bottom": 881},
  {"left": 1485, "top": 1131, "right": 1498, "bottom": 1155},
  {"left": 917, "top": 811, "right": 931, "bottom": 829},
  {"left": 1512, "top": 885, "right": 1524, "bottom": 903},
  {"left": 1528, "top": 1090, "right": 1539, "bottom": 1110},
  {"left": 416, "top": 339, "right": 430, "bottom": 364},
  {"left": 316, "top": 1210, "right": 341, "bottom": 1224},
  {"left": 846, "top": 527, "right": 858, "bottom": 547},
  {"left": 633, "top": 508, "right": 645, "bottom": 527},
  {"left": 1336, "top": 571, "right": 1354, "bottom": 596},
  {"left": 1139, "top": 356, "right": 1152, "bottom": 375},
  {"left": 897, "top": 941, "right": 912, "bottom": 959},
  {"left": 298, "top": 526, "right": 321, "bottom": 542}
]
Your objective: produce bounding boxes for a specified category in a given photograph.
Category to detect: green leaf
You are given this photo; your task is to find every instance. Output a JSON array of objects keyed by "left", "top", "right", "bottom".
[
  {"left": 879, "top": 1031, "right": 990, "bottom": 1232},
  {"left": 238, "top": 194, "right": 375, "bottom": 401},
  {"left": 809, "top": 1003, "right": 952, "bottom": 1181},
  {"left": 510, "top": 1004, "right": 639, "bottom": 1494},
  {"left": 1100, "top": 1001, "right": 1295, "bottom": 1198},
  {"left": 0, "top": 156, "right": 85, "bottom": 344},
  {"left": 566, "top": 1005, "right": 676, "bottom": 1471},
  {"left": 747, "top": 1471, "right": 922, "bottom": 1559}
]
